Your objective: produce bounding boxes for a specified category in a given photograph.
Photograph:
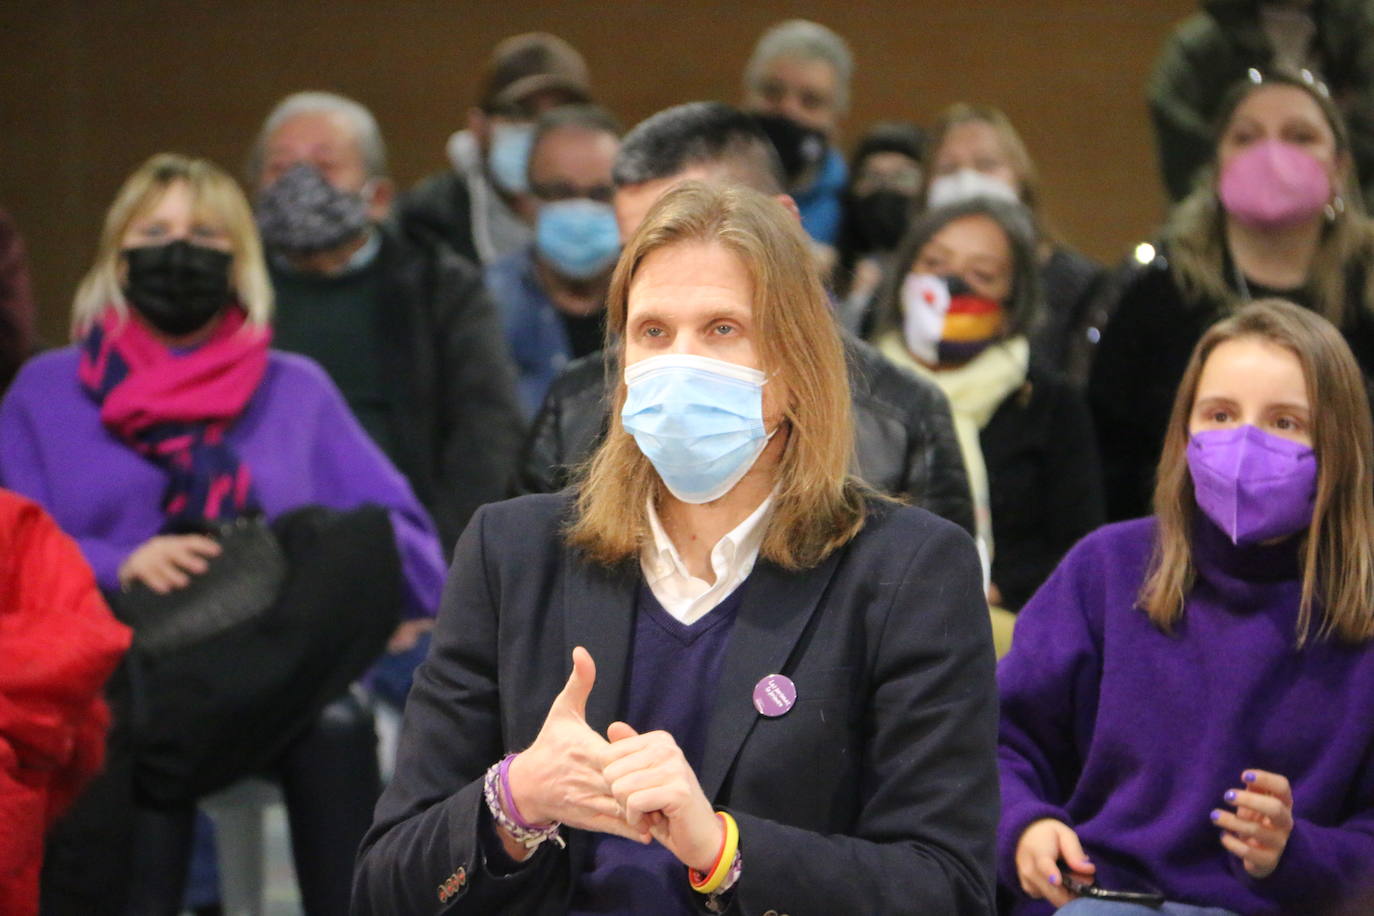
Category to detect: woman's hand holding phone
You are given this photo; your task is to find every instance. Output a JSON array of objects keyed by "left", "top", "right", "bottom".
[{"left": 1014, "top": 818, "right": 1095, "bottom": 907}]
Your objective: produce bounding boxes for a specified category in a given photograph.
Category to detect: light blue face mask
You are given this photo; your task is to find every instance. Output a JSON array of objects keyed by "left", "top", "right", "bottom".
[
  {"left": 487, "top": 122, "right": 535, "bottom": 194},
  {"left": 620, "top": 354, "right": 775, "bottom": 504},
  {"left": 535, "top": 198, "right": 621, "bottom": 280}
]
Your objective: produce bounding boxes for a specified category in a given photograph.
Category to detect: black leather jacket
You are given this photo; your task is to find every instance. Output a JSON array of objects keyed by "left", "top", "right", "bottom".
[{"left": 511, "top": 335, "right": 976, "bottom": 536}]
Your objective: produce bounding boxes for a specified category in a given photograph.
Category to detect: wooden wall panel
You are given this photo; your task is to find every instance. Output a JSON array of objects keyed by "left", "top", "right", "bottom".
[{"left": 0, "top": 0, "right": 1198, "bottom": 344}]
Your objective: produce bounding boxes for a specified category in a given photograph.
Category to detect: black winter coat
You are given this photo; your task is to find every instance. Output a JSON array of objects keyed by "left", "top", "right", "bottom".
[
  {"left": 396, "top": 169, "right": 482, "bottom": 266},
  {"left": 365, "top": 221, "right": 524, "bottom": 550},
  {"left": 1088, "top": 253, "right": 1374, "bottom": 522},
  {"left": 983, "top": 363, "right": 1104, "bottom": 610}
]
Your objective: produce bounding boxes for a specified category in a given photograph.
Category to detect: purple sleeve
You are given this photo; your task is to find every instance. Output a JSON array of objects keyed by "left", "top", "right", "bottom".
[
  {"left": 302, "top": 370, "right": 446, "bottom": 618},
  {"left": 0, "top": 374, "right": 130, "bottom": 588},
  {"left": 995, "top": 538, "right": 1104, "bottom": 892},
  {"left": 1234, "top": 797, "right": 1374, "bottom": 907}
]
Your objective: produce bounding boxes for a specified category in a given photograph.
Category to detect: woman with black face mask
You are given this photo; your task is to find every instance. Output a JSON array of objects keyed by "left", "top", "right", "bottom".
[
  {"left": 832, "top": 122, "right": 925, "bottom": 333},
  {"left": 0, "top": 154, "right": 446, "bottom": 914}
]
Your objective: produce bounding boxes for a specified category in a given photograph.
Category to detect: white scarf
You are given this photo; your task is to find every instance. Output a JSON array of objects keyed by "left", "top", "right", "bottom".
[{"left": 878, "top": 331, "right": 1030, "bottom": 567}]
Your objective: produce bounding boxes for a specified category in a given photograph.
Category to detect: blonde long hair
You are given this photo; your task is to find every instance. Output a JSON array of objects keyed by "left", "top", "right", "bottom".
[
  {"left": 1140, "top": 299, "right": 1374, "bottom": 645},
  {"left": 1166, "top": 72, "right": 1374, "bottom": 328},
  {"left": 566, "top": 181, "right": 869, "bottom": 570},
  {"left": 921, "top": 102, "right": 1059, "bottom": 247},
  {"left": 71, "top": 153, "right": 272, "bottom": 335}
]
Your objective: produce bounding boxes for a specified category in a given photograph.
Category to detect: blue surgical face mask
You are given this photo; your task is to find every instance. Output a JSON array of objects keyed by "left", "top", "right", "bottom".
[
  {"left": 621, "top": 354, "right": 775, "bottom": 504},
  {"left": 487, "top": 122, "right": 535, "bottom": 194},
  {"left": 535, "top": 199, "right": 621, "bottom": 280}
]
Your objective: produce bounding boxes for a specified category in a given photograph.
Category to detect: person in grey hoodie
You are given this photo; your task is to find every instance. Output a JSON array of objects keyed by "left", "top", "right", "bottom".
[{"left": 397, "top": 32, "right": 594, "bottom": 265}]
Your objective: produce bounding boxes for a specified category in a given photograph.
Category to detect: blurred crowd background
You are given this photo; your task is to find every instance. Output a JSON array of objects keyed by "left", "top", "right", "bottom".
[{"left": 2, "top": 0, "right": 1193, "bottom": 346}]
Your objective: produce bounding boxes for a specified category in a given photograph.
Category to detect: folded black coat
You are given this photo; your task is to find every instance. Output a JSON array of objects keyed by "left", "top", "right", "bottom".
[{"left": 119, "top": 504, "right": 401, "bottom": 808}]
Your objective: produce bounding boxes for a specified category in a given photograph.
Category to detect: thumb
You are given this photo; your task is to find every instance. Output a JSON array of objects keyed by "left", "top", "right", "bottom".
[
  {"left": 607, "top": 720, "right": 639, "bottom": 743},
  {"left": 553, "top": 646, "right": 597, "bottom": 721},
  {"left": 1056, "top": 825, "right": 1094, "bottom": 875}
]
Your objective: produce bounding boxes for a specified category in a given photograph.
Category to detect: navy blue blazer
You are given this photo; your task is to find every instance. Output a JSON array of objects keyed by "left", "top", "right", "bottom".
[{"left": 353, "top": 492, "right": 998, "bottom": 915}]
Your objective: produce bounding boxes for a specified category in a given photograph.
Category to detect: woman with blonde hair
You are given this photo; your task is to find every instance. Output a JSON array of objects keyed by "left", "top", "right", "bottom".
[
  {"left": 1090, "top": 70, "right": 1374, "bottom": 521},
  {"left": 917, "top": 103, "right": 1110, "bottom": 383},
  {"left": 0, "top": 153, "right": 445, "bottom": 913},
  {"left": 355, "top": 180, "right": 999, "bottom": 915},
  {"left": 1000, "top": 299, "right": 1374, "bottom": 914}
]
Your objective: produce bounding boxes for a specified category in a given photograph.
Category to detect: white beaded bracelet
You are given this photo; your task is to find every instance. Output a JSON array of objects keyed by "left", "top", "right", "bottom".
[{"left": 482, "top": 758, "right": 565, "bottom": 850}]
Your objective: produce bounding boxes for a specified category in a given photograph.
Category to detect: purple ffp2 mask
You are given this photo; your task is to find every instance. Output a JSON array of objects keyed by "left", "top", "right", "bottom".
[
  {"left": 1218, "top": 139, "right": 1330, "bottom": 230},
  {"left": 1187, "top": 425, "right": 1317, "bottom": 545}
]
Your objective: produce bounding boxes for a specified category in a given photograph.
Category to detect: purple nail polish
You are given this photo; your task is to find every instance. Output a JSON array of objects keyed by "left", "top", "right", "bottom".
[
  {"left": 1243, "top": 771, "right": 1257, "bottom": 783},
  {"left": 1224, "top": 790, "right": 1237, "bottom": 803},
  {"left": 1048, "top": 874, "right": 1059, "bottom": 885},
  {"left": 1211, "top": 809, "right": 1222, "bottom": 822}
]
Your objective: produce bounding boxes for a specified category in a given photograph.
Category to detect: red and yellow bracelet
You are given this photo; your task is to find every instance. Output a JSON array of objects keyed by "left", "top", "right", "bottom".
[{"left": 689, "top": 811, "right": 740, "bottom": 894}]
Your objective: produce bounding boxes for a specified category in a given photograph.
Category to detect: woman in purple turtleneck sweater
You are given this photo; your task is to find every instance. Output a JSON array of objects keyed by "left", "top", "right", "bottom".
[{"left": 999, "top": 299, "right": 1374, "bottom": 916}]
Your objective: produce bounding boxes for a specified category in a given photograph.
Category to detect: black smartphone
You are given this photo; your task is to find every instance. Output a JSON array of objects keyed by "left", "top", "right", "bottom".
[{"left": 1059, "top": 865, "right": 1165, "bottom": 908}]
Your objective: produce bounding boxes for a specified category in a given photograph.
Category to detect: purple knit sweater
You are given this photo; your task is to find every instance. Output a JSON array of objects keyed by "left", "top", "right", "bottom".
[
  {"left": 998, "top": 516, "right": 1374, "bottom": 915},
  {"left": 0, "top": 346, "right": 445, "bottom": 616}
]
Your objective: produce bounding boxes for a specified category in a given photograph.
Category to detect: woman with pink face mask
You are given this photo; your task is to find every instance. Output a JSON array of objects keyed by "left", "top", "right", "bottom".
[
  {"left": 1090, "top": 71, "right": 1374, "bottom": 522},
  {"left": 1000, "top": 299, "right": 1374, "bottom": 915}
]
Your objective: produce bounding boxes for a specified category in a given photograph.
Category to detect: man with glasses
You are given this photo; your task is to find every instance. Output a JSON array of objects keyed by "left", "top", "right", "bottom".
[{"left": 484, "top": 106, "right": 622, "bottom": 417}]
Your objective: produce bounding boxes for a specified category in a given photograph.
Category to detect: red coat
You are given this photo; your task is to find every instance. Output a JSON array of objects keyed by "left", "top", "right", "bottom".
[{"left": 0, "top": 489, "right": 130, "bottom": 916}]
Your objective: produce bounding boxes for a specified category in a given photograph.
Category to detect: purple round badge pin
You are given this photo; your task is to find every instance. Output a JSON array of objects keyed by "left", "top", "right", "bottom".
[{"left": 752, "top": 674, "right": 797, "bottom": 717}]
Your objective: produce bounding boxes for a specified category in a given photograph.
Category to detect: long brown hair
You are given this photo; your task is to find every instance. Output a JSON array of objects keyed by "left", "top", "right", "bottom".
[
  {"left": 1166, "top": 72, "right": 1374, "bottom": 328},
  {"left": 1140, "top": 298, "right": 1374, "bottom": 645},
  {"left": 566, "top": 181, "right": 869, "bottom": 569}
]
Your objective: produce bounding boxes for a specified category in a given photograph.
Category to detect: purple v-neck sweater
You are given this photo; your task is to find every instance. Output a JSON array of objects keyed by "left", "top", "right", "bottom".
[
  {"left": 0, "top": 346, "right": 445, "bottom": 615},
  {"left": 998, "top": 516, "right": 1374, "bottom": 915},
  {"left": 568, "top": 582, "right": 745, "bottom": 916}
]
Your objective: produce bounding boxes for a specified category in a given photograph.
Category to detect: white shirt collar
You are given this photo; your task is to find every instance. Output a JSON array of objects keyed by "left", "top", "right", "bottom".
[{"left": 640, "top": 493, "right": 774, "bottom": 624}]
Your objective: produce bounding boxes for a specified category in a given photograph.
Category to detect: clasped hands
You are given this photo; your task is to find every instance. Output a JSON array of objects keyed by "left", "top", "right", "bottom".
[{"left": 501, "top": 647, "right": 724, "bottom": 874}]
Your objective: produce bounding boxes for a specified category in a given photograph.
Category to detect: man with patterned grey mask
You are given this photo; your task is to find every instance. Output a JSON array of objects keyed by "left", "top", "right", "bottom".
[
  {"left": 398, "top": 32, "right": 594, "bottom": 266},
  {"left": 248, "top": 91, "right": 523, "bottom": 554},
  {"left": 484, "top": 105, "right": 622, "bottom": 417}
]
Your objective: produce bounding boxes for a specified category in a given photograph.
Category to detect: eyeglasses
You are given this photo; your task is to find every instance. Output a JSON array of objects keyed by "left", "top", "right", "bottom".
[{"left": 530, "top": 182, "right": 615, "bottom": 204}]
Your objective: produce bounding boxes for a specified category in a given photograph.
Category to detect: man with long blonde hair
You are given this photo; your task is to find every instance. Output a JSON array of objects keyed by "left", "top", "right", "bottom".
[
  {"left": 355, "top": 181, "right": 998, "bottom": 915},
  {"left": 516, "top": 101, "right": 975, "bottom": 538}
]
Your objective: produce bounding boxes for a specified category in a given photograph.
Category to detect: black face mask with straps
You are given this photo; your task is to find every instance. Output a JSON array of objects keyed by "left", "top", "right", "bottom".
[
  {"left": 850, "top": 190, "right": 914, "bottom": 253},
  {"left": 123, "top": 240, "right": 234, "bottom": 336}
]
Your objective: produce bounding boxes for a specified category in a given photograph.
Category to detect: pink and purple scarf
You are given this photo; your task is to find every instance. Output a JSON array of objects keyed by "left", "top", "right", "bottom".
[{"left": 78, "top": 307, "right": 270, "bottom": 528}]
